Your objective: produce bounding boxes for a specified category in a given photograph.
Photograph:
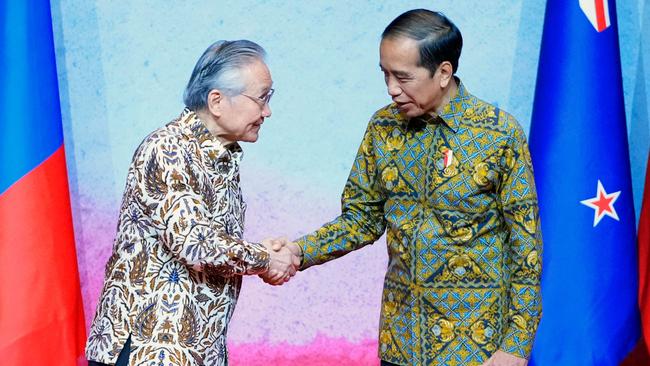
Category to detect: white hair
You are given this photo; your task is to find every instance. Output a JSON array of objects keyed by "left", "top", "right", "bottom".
[{"left": 183, "top": 40, "right": 266, "bottom": 110}]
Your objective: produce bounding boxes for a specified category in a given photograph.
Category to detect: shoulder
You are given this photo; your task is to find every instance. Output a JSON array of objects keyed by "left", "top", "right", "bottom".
[
  {"left": 369, "top": 103, "right": 405, "bottom": 126},
  {"left": 498, "top": 108, "right": 527, "bottom": 145},
  {"left": 356, "top": 104, "right": 408, "bottom": 148},
  {"left": 465, "top": 96, "right": 527, "bottom": 142},
  {"left": 131, "top": 116, "right": 191, "bottom": 168},
  {"left": 363, "top": 103, "right": 408, "bottom": 140}
]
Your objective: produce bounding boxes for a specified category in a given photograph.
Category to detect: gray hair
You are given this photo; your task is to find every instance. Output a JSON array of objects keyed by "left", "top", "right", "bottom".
[{"left": 183, "top": 40, "right": 266, "bottom": 110}]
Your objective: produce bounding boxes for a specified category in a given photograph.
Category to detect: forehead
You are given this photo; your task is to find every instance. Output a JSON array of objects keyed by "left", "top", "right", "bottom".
[
  {"left": 239, "top": 59, "right": 272, "bottom": 90},
  {"left": 379, "top": 36, "right": 421, "bottom": 70}
]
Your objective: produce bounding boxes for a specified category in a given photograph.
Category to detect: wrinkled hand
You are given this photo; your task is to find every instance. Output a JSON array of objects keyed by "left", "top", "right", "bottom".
[
  {"left": 481, "top": 351, "right": 527, "bottom": 366},
  {"left": 259, "top": 237, "right": 301, "bottom": 285}
]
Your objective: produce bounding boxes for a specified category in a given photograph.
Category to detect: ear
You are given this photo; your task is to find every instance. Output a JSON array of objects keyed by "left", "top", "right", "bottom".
[
  {"left": 437, "top": 61, "right": 454, "bottom": 88},
  {"left": 206, "top": 89, "right": 225, "bottom": 118}
]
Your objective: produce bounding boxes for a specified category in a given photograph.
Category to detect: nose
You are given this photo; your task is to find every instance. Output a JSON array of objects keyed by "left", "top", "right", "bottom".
[
  {"left": 386, "top": 77, "right": 401, "bottom": 97},
  {"left": 262, "top": 102, "right": 272, "bottom": 118}
]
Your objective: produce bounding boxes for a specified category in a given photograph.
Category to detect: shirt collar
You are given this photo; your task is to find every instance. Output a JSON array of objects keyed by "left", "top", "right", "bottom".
[
  {"left": 179, "top": 108, "right": 243, "bottom": 164},
  {"left": 436, "top": 77, "right": 471, "bottom": 133},
  {"left": 394, "top": 78, "right": 471, "bottom": 133}
]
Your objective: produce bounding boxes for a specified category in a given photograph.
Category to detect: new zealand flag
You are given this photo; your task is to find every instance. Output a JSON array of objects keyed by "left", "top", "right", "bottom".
[{"left": 528, "top": 0, "right": 640, "bottom": 365}]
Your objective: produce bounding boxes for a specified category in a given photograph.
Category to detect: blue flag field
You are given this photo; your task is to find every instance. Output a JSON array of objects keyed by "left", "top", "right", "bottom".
[{"left": 529, "top": 0, "right": 640, "bottom": 365}]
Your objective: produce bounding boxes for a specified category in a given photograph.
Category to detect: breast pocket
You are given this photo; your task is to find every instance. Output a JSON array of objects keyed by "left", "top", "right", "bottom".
[
  {"left": 431, "top": 148, "right": 502, "bottom": 207},
  {"left": 430, "top": 155, "right": 502, "bottom": 244},
  {"left": 377, "top": 144, "right": 430, "bottom": 202}
]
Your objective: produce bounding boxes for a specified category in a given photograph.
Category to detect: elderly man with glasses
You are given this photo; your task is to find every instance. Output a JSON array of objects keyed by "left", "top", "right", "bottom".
[{"left": 85, "top": 40, "right": 298, "bottom": 366}]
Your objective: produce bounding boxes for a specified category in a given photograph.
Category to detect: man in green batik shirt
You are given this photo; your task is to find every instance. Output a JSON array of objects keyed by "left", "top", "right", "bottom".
[{"left": 273, "top": 9, "right": 542, "bottom": 366}]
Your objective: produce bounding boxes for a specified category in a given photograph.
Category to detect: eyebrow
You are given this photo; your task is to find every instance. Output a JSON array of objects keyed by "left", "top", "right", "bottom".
[
  {"left": 379, "top": 65, "right": 412, "bottom": 78},
  {"left": 253, "top": 86, "right": 272, "bottom": 96},
  {"left": 393, "top": 71, "right": 413, "bottom": 78}
]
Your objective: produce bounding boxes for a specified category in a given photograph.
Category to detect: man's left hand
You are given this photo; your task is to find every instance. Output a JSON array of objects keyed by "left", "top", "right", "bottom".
[{"left": 480, "top": 350, "right": 527, "bottom": 366}]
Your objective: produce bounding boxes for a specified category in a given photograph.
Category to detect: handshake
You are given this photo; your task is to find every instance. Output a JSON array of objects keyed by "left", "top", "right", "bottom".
[{"left": 259, "top": 238, "right": 302, "bottom": 285}]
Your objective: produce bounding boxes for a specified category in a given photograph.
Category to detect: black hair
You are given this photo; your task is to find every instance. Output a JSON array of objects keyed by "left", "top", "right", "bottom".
[{"left": 382, "top": 9, "right": 463, "bottom": 76}]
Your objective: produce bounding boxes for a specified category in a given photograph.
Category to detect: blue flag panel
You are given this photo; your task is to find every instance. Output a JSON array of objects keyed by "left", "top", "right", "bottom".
[
  {"left": 0, "top": 0, "right": 64, "bottom": 194},
  {"left": 529, "top": 0, "right": 639, "bottom": 365}
]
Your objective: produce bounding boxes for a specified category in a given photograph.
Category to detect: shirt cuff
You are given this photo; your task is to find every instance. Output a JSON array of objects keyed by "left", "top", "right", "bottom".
[
  {"left": 295, "top": 237, "right": 314, "bottom": 270},
  {"left": 499, "top": 324, "right": 534, "bottom": 359},
  {"left": 244, "top": 240, "right": 271, "bottom": 275}
]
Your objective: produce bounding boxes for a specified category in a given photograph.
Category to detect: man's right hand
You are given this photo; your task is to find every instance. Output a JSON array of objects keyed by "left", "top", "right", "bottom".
[
  {"left": 260, "top": 238, "right": 301, "bottom": 285},
  {"left": 271, "top": 238, "right": 302, "bottom": 260}
]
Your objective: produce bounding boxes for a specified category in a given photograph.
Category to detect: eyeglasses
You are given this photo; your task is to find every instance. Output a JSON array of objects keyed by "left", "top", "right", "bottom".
[{"left": 240, "top": 88, "right": 274, "bottom": 107}]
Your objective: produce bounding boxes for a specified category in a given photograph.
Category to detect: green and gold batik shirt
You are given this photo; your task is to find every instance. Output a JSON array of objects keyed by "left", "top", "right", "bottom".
[{"left": 297, "top": 80, "right": 542, "bottom": 366}]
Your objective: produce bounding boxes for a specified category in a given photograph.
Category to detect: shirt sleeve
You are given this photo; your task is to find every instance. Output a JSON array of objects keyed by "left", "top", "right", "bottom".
[
  {"left": 497, "top": 119, "right": 543, "bottom": 358},
  {"left": 296, "top": 119, "right": 387, "bottom": 269},
  {"left": 135, "top": 136, "right": 269, "bottom": 277}
]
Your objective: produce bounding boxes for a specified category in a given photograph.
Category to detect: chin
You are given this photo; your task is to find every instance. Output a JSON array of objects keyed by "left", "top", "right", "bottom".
[
  {"left": 401, "top": 109, "right": 425, "bottom": 118},
  {"left": 241, "top": 134, "right": 259, "bottom": 143},
  {"left": 397, "top": 104, "right": 423, "bottom": 118}
]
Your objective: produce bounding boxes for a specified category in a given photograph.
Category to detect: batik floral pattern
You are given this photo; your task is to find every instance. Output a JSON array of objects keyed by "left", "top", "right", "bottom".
[{"left": 86, "top": 109, "right": 269, "bottom": 366}]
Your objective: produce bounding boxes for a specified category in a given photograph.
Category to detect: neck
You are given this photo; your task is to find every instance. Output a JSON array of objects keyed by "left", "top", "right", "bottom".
[
  {"left": 195, "top": 110, "right": 235, "bottom": 145},
  {"left": 430, "top": 77, "right": 459, "bottom": 117}
]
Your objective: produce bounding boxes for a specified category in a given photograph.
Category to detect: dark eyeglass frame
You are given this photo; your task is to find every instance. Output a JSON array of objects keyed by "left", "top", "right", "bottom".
[{"left": 240, "top": 88, "right": 274, "bottom": 106}]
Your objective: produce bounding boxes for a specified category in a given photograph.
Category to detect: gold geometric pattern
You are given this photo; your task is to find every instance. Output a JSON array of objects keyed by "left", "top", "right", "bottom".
[{"left": 298, "top": 81, "right": 542, "bottom": 365}]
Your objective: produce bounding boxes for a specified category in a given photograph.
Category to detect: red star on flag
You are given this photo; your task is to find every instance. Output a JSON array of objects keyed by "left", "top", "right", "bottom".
[{"left": 580, "top": 180, "right": 621, "bottom": 227}]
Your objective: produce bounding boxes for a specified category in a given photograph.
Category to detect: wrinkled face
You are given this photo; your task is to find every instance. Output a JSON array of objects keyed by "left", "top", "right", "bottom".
[
  {"left": 216, "top": 59, "right": 273, "bottom": 143},
  {"left": 379, "top": 36, "right": 445, "bottom": 118}
]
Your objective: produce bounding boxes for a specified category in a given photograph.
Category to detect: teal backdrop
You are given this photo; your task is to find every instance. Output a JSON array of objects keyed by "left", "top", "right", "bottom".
[{"left": 49, "top": 1, "right": 649, "bottom": 364}]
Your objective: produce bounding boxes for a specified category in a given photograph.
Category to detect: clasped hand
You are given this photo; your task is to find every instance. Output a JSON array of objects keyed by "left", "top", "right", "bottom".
[
  {"left": 480, "top": 350, "right": 527, "bottom": 366},
  {"left": 259, "top": 238, "right": 301, "bottom": 285}
]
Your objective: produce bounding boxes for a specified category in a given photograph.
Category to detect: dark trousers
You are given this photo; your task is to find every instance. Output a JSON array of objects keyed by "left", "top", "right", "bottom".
[
  {"left": 90, "top": 340, "right": 395, "bottom": 366},
  {"left": 380, "top": 361, "right": 402, "bottom": 366},
  {"left": 88, "top": 336, "right": 131, "bottom": 366}
]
